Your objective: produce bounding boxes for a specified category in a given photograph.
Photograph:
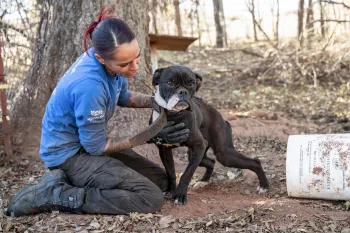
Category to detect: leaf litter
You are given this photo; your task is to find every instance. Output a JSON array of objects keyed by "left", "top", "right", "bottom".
[{"left": 2, "top": 39, "right": 350, "bottom": 232}]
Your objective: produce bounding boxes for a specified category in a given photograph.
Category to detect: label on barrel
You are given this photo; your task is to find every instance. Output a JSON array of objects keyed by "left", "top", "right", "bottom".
[{"left": 286, "top": 134, "right": 350, "bottom": 200}]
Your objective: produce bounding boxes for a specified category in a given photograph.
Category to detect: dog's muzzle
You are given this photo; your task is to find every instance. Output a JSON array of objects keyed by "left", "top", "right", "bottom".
[
  {"left": 154, "top": 86, "right": 193, "bottom": 112},
  {"left": 173, "top": 89, "right": 191, "bottom": 111},
  {"left": 172, "top": 99, "right": 190, "bottom": 111}
]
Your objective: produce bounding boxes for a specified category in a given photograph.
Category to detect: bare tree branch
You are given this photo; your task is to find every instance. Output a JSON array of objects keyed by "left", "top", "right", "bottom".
[
  {"left": 0, "top": 22, "right": 34, "bottom": 43},
  {"left": 253, "top": 17, "right": 273, "bottom": 45},
  {"left": 246, "top": 0, "right": 258, "bottom": 41},
  {"left": 15, "top": 0, "right": 34, "bottom": 35},
  {"left": 320, "top": 0, "right": 350, "bottom": 9},
  {"left": 5, "top": 42, "right": 31, "bottom": 49},
  {"left": 313, "top": 19, "right": 350, "bottom": 23}
]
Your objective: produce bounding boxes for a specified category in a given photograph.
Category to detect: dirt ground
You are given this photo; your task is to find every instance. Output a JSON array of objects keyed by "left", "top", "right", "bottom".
[{"left": 1, "top": 46, "right": 350, "bottom": 232}]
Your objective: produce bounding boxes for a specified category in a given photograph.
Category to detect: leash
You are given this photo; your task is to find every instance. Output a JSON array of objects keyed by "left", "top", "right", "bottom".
[{"left": 128, "top": 96, "right": 167, "bottom": 147}]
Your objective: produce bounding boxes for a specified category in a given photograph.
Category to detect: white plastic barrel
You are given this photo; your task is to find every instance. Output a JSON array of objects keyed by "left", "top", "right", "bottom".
[{"left": 286, "top": 134, "right": 350, "bottom": 201}]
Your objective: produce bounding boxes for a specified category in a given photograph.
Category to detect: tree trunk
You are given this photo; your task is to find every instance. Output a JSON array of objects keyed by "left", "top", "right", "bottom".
[
  {"left": 297, "top": 0, "right": 304, "bottom": 45},
  {"left": 151, "top": 0, "right": 158, "bottom": 34},
  {"left": 218, "top": 0, "right": 228, "bottom": 47},
  {"left": 306, "top": 0, "right": 314, "bottom": 43},
  {"left": 189, "top": 11, "right": 194, "bottom": 37},
  {"left": 247, "top": 0, "right": 258, "bottom": 42},
  {"left": 173, "top": 0, "right": 182, "bottom": 36},
  {"left": 203, "top": 1, "right": 213, "bottom": 45},
  {"left": 10, "top": 0, "right": 151, "bottom": 156},
  {"left": 270, "top": 0, "right": 279, "bottom": 45},
  {"left": 195, "top": 0, "right": 202, "bottom": 47},
  {"left": 213, "top": 0, "right": 224, "bottom": 48},
  {"left": 318, "top": 0, "right": 326, "bottom": 38},
  {"left": 275, "top": 0, "right": 279, "bottom": 44}
]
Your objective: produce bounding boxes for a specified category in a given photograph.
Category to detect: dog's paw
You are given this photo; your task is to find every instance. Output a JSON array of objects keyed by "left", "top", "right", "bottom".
[
  {"left": 173, "top": 186, "right": 188, "bottom": 205},
  {"left": 174, "top": 198, "right": 186, "bottom": 205},
  {"left": 193, "top": 181, "right": 209, "bottom": 189},
  {"left": 257, "top": 186, "right": 268, "bottom": 194},
  {"left": 163, "top": 192, "right": 174, "bottom": 200}
]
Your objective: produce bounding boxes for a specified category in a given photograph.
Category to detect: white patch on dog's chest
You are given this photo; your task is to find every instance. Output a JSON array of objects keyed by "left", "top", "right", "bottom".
[{"left": 154, "top": 85, "right": 180, "bottom": 111}]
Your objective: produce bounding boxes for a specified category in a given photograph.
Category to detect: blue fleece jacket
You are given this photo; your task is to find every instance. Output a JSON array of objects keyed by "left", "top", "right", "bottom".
[{"left": 39, "top": 48, "right": 131, "bottom": 167}]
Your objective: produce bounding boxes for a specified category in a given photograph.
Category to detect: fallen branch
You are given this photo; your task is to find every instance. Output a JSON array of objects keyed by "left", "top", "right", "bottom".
[{"left": 240, "top": 48, "right": 264, "bottom": 58}]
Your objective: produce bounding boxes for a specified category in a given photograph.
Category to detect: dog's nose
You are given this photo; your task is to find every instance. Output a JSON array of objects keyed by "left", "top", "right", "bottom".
[{"left": 179, "top": 90, "right": 188, "bottom": 96}]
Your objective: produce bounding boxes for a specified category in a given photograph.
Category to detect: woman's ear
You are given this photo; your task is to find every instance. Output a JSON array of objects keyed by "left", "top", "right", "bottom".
[
  {"left": 194, "top": 72, "right": 203, "bottom": 92},
  {"left": 94, "top": 53, "right": 105, "bottom": 64},
  {"left": 152, "top": 68, "right": 164, "bottom": 86}
]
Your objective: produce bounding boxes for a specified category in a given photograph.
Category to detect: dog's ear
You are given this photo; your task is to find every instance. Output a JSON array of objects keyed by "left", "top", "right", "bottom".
[
  {"left": 152, "top": 68, "right": 164, "bottom": 86},
  {"left": 194, "top": 72, "right": 203, "bottom": 92}
]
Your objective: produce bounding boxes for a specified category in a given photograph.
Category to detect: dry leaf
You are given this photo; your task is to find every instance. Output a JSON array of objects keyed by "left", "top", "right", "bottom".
[
  {"left": 78, "top": 231, "right": 89, "bottom": 233},
  {"left": 89, "top": 220, "right": 101, "bottom": 229},
  {"left": 107, "top": 222, "right": 117, "bottom": 231},
  {"left": 206, "top": 220, "right": 213, "bottom": 227},
  {"left": 329, "top": 224, "right": 337, "bottom": 232},
  {"left": 4, "top": 222, "right": 12, "bottom": 232},
  {"left": 227, "top": 171, "right": 236, "bottom": 180},
  {"left": 159, "top": 215, "right": 175, "bottom": 229},
  {"left": 344, "top": 201, "right": 350, "bottom": 211}
]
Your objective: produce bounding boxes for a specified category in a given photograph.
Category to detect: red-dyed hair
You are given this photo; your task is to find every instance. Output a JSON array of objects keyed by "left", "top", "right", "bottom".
[{"left": 83, "top": 4, "right": 116, "bottom": 53}]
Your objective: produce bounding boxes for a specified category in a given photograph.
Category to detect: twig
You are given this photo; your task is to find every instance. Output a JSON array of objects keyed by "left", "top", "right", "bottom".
[
  {"left": 4, "top": 42, "right": 31, "bottom": 50},
  {"left": 313, "top": 19, "right": 350, "bottom": 23},
  {"left": 15, "top": 0, "right": 34, "bottom": 36},
  {"left": 320, "top": 0, "right": 350, "bottom": 9},
  {"left": 316, "top": 24, "right": 337, "bottom": 64},
  {"left": 311, "top": 65, "right": 318, "bottom": 87},
  {"left": 252, "top": 17, "right": 287, "bottom": 70},
  {"left": 240, "top": 48, "right": 264, "bottom": 58},
  {"left": 0, "top": 22, "right": 34, "bottom": 43}
]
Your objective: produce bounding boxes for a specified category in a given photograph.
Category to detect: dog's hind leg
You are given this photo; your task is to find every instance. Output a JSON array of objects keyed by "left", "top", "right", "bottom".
[
  {"left": 212, "top": 121, "right": 269, "bottom": 193},
  {"left": 215, "top": 147, "right": 269, "bottom": 192}
]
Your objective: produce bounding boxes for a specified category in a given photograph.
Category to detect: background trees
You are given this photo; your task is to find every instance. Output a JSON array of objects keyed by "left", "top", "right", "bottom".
[{"left": 1, "top": 0, "right": 350, "bottom": 155}]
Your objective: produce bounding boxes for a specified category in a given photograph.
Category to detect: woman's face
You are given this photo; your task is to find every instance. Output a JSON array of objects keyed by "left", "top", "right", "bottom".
[{"left": 95, "top": 39, "right": 141, "bottom": 78}]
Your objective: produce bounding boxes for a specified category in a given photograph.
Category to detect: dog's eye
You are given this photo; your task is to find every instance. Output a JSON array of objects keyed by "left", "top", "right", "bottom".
[
  {"left": 167, "top": 81, "right": 174, "bottom": 87},
  {"left": 188, "top": 81, "right": 195, "bottom": 87}
]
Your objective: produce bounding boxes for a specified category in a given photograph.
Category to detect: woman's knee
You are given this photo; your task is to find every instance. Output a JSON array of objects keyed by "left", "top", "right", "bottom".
[{"left": 143, "top": 187, "right": 164, "bottom": 213}]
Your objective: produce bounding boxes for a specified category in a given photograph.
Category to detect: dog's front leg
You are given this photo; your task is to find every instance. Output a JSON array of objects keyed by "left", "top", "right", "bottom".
[
  {"left": 158, "top": 145, "right": 177, "bottom": 196},
  {"left": 175, "top": 140, "right": 206, "bottom": 204}
]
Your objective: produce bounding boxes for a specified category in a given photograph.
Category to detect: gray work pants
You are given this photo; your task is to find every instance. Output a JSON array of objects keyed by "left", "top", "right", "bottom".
[{"left": 50, "top": 149, "right": 168, "bottom": 215}]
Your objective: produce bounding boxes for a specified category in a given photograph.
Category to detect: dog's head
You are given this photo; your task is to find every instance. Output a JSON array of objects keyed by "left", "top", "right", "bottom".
[{"left": 152, "top": 66, "right": 202, "bottom": 112}]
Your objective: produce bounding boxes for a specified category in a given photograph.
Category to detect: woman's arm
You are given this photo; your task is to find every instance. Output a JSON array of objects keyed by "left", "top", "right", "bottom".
[
  {"left": 125, "top": 91, "right": 152, "bottom": 108},
  {"left": 103, "top": 91, "right": 152, "bottom": 153},
  {"left": 104, "top": 137, "right": 131, "bottom": 153}
]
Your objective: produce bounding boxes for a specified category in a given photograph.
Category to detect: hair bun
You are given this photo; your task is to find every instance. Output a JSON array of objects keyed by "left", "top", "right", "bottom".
[{"left": 82, "top": 4, "right": 117, "bottom": 54}]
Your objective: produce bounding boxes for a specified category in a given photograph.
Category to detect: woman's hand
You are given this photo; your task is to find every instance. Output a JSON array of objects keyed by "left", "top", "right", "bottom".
[{"left": 148, "top": 121, "right": 190, "bottom": 145}]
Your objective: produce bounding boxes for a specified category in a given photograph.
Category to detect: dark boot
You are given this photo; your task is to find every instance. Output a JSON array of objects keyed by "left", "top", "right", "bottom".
[{"left": 6, "top": 169, "right": 85, "bottom": 217}]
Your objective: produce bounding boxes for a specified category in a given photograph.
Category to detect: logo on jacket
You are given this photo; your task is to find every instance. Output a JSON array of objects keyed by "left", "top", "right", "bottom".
[{"left": 88, "top": 109, "right": 105, "bottom": 121}]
